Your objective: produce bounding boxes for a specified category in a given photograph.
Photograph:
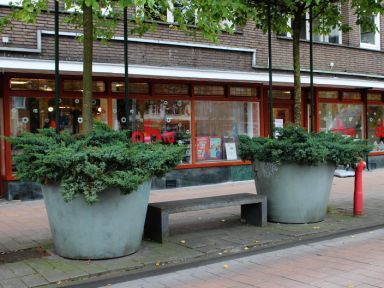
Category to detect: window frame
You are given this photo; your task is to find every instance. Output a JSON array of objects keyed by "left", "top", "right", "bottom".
[{"left": 360, "top": 13, "right": 381, "bottom": 50}]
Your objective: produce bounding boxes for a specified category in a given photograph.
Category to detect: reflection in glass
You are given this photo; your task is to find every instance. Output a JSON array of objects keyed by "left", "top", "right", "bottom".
[
  {"left": 112, "top": 99, "right": 192, "bottom": 164},
  {"left": 318, "top": 91, "right": 338, "bottom": 100},
  {"left": 319, "top": 103, "right": 364, "bottom": 139},
  {"left": 63, "top": 80, "right": 106, "bottom": 93},
  {"left": 195, "top": 101, "right": 260, "bottom": 162},
  {"left": 367, "top": 105, "right": 384, "bottom": 151},
  {"left": 10, "top": 96, "right": 107, "bottom": 136},
  {"left": 230, "top": 86, "right": 258, "bottom": 97},
  {"left": 111, "top": 82, "right": 149, "bottom": 94},
  {"left": 10, "top": 78, "right": 55, "bottom": 91}
]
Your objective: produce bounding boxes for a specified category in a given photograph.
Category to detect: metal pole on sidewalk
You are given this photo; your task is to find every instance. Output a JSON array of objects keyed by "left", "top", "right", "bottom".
[
  {"left": 124, "top": 7, "right": 129, "bottom": 132},
  {"left": 309, "top": 5, "right": 315, "bottom": 132},
  {"left": 54, "top": 0, "right": 60, "bottom": 133},
  {"left": 268, "top": 2, "right": 273, "bottom": 138}
]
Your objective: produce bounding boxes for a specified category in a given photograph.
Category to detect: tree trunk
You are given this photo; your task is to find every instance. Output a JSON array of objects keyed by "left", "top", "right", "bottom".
[
  {"left": 82, "top": 5, "right": 93, "bottom": 134},
  {"left": 292, "top": 11, "right": 302, "bottom": 126}
]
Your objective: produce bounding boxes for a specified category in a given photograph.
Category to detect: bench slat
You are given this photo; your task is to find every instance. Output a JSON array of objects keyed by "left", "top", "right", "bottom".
[{"left": 149, "top": 193, "right": 264, "bottom": 213}]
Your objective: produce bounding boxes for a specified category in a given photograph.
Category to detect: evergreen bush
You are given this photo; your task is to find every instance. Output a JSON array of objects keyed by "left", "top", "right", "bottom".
[
  {"left": 239, "top": 125, "right": 371, "bottom": 166},
  {"left": 7, "top": 124, "right": 186, "bottom": 204}
]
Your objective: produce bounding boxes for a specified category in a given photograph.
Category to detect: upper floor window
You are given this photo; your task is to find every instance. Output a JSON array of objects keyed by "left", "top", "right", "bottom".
[
  {"left": 278, "top": 14, "right": 342, "bottom": 45},
  {"left": 360, "top": 14, "right": 380, "bottom": 50},
  {"left": 137, "top": 0, "right": 196, "bottom": 25}
]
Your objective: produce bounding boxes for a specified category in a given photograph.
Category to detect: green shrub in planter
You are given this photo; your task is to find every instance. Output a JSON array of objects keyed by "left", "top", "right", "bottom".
[
  {"left": 238, "top": 125, "right": 371, "bottom": 224},
  {"left": 6, "top": 124, "right": 186, "bottom": 259},
  {"left": 7, "top": 124, "right": 186, "bottom": 204},
  {"left": 239, "top": 125, "right": 371, "bottom": 166}
]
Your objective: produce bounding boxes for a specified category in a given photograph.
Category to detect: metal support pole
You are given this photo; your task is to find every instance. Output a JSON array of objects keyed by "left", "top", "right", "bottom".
[
  {"left": 309, "top": 5, "right": 315, "bottom": 132},
  {"left": 124, "top": 7, "right": 129, "bottom": 131},
  {"left": 268, "top": 2, "right": 273, "bottom": 138},
  {"left": 54, "top": 0, "right": 60, "bottom": 133}
]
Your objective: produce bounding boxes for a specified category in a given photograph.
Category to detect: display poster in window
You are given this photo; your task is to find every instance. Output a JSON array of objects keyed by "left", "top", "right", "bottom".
[
  {"left": 209, "top": 137, "right": 222, "bottom": 160},
  {"left": 222, "top": 136, "right": 236, "bottom": 160},
  {"left": 196, "top": 136, "right": 210, "bottom": 161},
  {"left": 225, "top": 143, "right": 237, "bottom": 160},
  {"left": 274, "top": 119, "right": 284, "bottom": 129}
]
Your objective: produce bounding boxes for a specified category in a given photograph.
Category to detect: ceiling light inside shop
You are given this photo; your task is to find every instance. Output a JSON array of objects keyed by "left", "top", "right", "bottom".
[
  {"left": 10, "top": 80, "right": 29, "bottom": 85},
  {"left": 48, "top": 107, "right": 54, "bottom": 112}
]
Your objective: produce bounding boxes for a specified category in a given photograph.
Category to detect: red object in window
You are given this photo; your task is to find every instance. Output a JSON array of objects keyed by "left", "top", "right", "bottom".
[
  {"left": 374, "top": 121, "right": 384, "bottom": 138},
  {"left": 50, "top": 120, "right": 56, "bottom": 128},
  {"left": 331, "top": 119, "right": 355, "bottom": 138}
]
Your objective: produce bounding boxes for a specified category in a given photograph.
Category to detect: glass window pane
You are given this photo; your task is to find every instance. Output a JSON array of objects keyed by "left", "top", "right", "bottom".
[
  {"left": 173, "top": 0, "right": 195, "bottom": 25},
  {"left": 230, "top": 86, "right": 258, "bottom": 97},
  {"left": 10, "top": 96, "right": 107, "bottom": 136},
  {"left": 342, "top": 91, "right": 361, "bottom": 100},
  {"left": 194, "top": 85, "right": 225, "bottom": 96},
  {"left": 0, "top": 98, "right": 4, "bottom": 177},
  {"left": 63, "top": 80, "right": 106, "bottom": 93},
  {"left": 318, "top": 91, "right": 338, "bottom": 100},
  {"left": 195, "top": 101, "right": 260, "bottom": 162},
  {"left": 361, "top": 15, "right": 376, "bottom": 45},
  {"left": 154, "top": 84, "right": 189, "bottom": 95},
  {"left": 328, "top": 27, "right": 340, "bottom": 44},
  {"left": 143, "top": 3, "right": 167, "bottom": 21},
  {"left": 368, "top": 93, "right": 382, "bottom": 101},
  {"left": 367, "top": 105, "right": 384, "bottom": 151},
  {"left": 112, "top": 99, "right": 191, "bottom": 164},
  {"left": 111, "top": 82, "right": 149, "bottom": 94},
  {"left": 319, "top": 103, "right": 364, "bottom": 139},
  {"left": 272, "top": 90, "right": 292, "bottom": 100},
  {"left": 10, "top": 78, "right": 55, "bottom": 91}
]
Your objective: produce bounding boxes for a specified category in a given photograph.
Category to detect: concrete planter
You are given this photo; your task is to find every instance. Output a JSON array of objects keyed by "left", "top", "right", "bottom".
[
  {"left": 254, "top": 162, "right": 335, "bottom": 224},
  {"left": 42, "top": 181, "right": 151, "bottom": 259}
]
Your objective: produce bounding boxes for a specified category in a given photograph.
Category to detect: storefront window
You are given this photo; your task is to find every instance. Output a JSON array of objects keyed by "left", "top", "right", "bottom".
[
  {"left": 194, "top": 85, "right": 225, "bottom": 96},
  {"left": 368, "top": 93, "right": 382, "bottom": 101},
  {"left": 111, "top": 82, "right": 150, "bottom": 94},
  {"left": 318, "top": 91, "right": 338, "bottom": 100},
  {"left": 272, "top": 90, "right": 291, "bottom": 100},
  {"left": 230, "top": 86, "right": 258, "bottom": 97},
  {"left": 367, "top": 105, "right": 384, "bottom": 151},
  {"left": 10, "top": 96, "right": 108, "bottom": 136},
  {"left": 153, "top": 83, "right": 189, "bottom": 95},
  {"left": 342, "top": 91, "right": 361, "bottom": 101},
  {"left": 319, "top": 103, "right": 364, "bottom": 139},
  {"left": 195, "top": 101, "right": 260, "bottom": 162},
  {"left": 10, "top": 78, "right": 55, "bottom": 91},
  {"left": 63, "top": 80, "right": 106, "bottom": 93},
  {"left": 112, "top": 99, "right": 192, "bottom": 164},
  {"left": 0, "top": 97, "right": 4, "bottom": 177}
]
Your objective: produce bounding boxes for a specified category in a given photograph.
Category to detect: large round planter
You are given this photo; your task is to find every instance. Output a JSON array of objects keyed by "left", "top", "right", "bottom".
[
  {"left": 254, "top": 162, "right": 335, "bottom": 224},
  {"left": 42, "top": 181, "right": 151, "bottom": 260}
]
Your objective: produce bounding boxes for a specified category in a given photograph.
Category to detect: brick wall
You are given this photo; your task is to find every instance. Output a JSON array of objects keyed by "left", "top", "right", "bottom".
[{"left": 1, "top": 5, "right": 384, "bottom": 77}]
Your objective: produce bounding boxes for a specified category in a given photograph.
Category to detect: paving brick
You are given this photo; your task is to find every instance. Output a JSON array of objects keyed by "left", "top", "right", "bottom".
[
  {"left": 0, "top": 278, "right": 28, "bottom": 288},
  {"left": 6, "top": 263, "right": 34, "bottom": 277},
  {"left": 21, "top": 274, "right": 49, "bottom": 287}
]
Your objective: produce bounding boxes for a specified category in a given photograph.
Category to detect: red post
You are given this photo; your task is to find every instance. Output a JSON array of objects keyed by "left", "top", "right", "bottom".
[{"left": 354, "top": 161, "right": 366, "bottom": 216}]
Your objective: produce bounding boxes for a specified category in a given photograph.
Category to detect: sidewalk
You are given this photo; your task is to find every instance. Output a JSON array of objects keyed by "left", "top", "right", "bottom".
[{"left": 0, "top": 169, "right": 384, "bottom": 288}]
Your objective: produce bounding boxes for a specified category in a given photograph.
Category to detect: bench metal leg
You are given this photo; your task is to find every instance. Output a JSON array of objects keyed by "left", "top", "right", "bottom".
[
  {"left": 241, "top": 200, "right": 267, "bottom": 226},
  {"left": 144, "top": 206, "right": 169, "bottom": 243}
]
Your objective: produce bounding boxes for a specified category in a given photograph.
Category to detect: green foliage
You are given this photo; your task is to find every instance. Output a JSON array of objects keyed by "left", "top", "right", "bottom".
[
  {"left": 239, "top": 125, "right": 371, "bottom": 166},
  {"left": 6, "top": 124, "right": 186, "bottom": 204}
]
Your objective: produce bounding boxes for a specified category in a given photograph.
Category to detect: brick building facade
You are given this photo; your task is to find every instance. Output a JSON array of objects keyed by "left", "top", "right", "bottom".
[{"left": 1, "top": 2, "right": 384, "bottom": 199}]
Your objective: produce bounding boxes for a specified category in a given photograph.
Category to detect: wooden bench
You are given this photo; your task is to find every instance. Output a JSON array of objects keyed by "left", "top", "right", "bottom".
[{"left": 144, "top": 193, "right": 267, "bottom": 243}]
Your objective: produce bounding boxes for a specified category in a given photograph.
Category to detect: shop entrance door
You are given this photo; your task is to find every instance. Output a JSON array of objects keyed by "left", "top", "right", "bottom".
[{"left": 265, "top": 104, "right": 294, "bottom": 137}]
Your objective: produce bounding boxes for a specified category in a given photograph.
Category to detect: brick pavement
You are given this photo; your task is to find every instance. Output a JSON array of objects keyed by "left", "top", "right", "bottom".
[
  {"left": 0, "top": 169, "right": 383, "bottom": 287},
  {"left": 115, "top": 227, "right": 384, "bottom": 288}
]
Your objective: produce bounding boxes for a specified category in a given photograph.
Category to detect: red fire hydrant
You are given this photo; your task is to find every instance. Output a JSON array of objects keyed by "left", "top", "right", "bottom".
[{"left": 354, "top": 161, "right": 366, "bottom": 216}]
